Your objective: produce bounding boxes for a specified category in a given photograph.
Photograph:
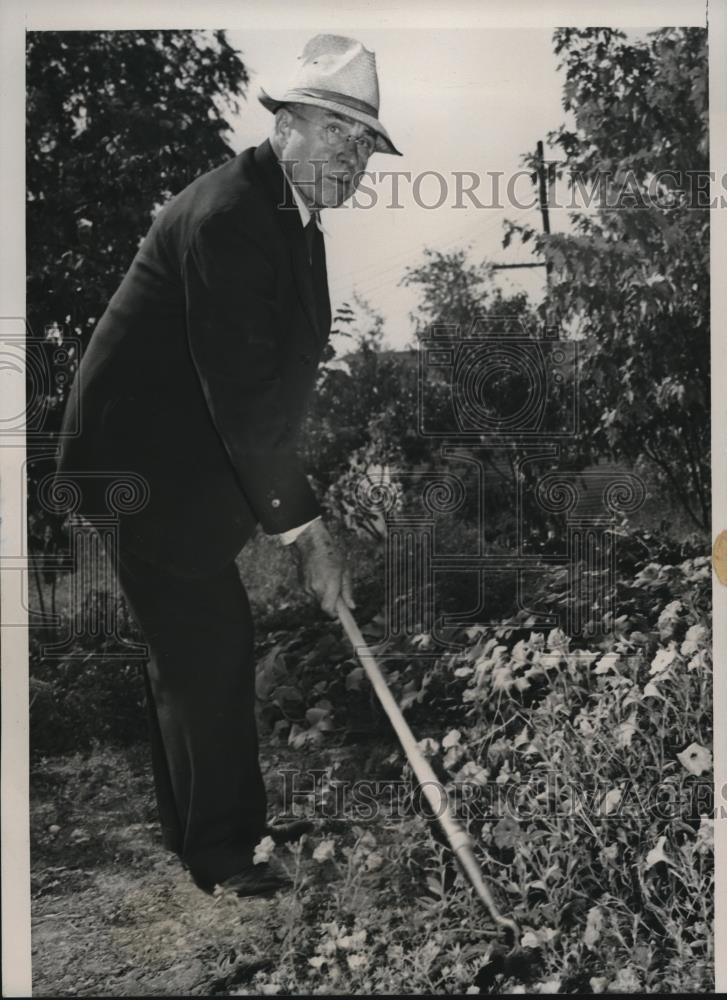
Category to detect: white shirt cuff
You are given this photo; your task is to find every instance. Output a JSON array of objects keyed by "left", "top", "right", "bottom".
[{"left": 277, "top": 516, "right": 321, "bottom": 545}]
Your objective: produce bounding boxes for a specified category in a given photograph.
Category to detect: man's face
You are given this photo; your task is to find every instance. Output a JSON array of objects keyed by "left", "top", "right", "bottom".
[{"left": 276, "top": 105, "right": 376, "bottom": 209}]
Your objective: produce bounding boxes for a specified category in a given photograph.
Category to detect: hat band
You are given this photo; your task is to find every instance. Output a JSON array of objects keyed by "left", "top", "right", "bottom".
[{"left": 289, "top": 87, "right": 379, "bottom": 119}]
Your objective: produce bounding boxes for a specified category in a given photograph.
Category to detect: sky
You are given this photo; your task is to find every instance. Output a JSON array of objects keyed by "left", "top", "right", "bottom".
[{"left": 224, "top": 27, "right": 651, "bottom": 349}]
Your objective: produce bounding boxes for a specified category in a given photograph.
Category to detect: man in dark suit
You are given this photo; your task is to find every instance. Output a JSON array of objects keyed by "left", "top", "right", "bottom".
[{"left": 56, "top": 34, "right": 401, "bottom": 897}]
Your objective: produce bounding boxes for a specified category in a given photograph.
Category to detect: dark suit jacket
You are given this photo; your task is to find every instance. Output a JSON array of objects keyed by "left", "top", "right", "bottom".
[{"left": 57, "top": 140, "right": 331, "bottom": 577}]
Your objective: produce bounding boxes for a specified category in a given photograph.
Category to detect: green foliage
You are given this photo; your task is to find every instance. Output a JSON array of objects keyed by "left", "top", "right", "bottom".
[
  {"left": 506, "top": 27, "right": 710, "bottom": 529},
  {"left": 28, "top": 30, "right": 713, "bottom": 993},
  {"left": 303, "top": 272, "right": 568, "bottom": 544},
  {"left": 25, "top": 30, "right": 250, "bottom": 564},
  {"left": 26, "top": 29, "right": 248, "bottom": 350},
  {"left": 29, "top": 586, "right": 148, "bottom": 756},
  {"left": 402, "top": 247, "right": 538, "bottom": 333},
  {"left": 524, "top": 520, "right": 710, "bottom": 643},
  {"left": 301, "top": 299, "right": 417, "bottom": 497},
  {"left": 30, "top": 516, "right": 713, "bottom": 992},
  {"left": 239, "top": 528, "right": 713, "bottom": 994},
  {"left": 403, "top": 247, "right": 501, "bottom": 333}
]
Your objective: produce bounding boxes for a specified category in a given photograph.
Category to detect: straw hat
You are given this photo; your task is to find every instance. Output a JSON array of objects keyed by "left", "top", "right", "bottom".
[{"left": 258, "top": 33, "right": 402, "bottom": 156}]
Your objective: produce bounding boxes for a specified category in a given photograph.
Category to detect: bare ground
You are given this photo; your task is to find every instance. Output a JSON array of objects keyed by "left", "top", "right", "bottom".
[{"left": 30, "top": 741, "right": 344, "bottom": 997}]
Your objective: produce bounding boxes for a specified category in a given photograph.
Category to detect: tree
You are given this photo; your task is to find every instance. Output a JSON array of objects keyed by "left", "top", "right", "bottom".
[
  {"left": 506, "top": 27, "right": 710, "bottom": 530},
  {"left": 401, "top": 248, "right": 570, "bottom": 541},
  {"left": 301, "top": 297, "right": 411, "bottom": 491},
  {"left": 402, "top": 247, "right": 502, "bottom": 335},
  {"left": 25, "top": 30, "right": 249, "bottom": 549},
  {"left": 27, "top": 30, "right": 249, "bottom": 351}
]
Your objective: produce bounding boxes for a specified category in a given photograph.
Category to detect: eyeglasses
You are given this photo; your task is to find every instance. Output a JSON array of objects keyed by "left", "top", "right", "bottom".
[{"left": 292, "top": 109, "right": 377, "bottom": 160}]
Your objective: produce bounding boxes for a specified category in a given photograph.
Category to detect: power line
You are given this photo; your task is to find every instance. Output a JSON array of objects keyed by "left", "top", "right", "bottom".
[{"left": 329, "top": 207, "right": 537, "bottom": 299}]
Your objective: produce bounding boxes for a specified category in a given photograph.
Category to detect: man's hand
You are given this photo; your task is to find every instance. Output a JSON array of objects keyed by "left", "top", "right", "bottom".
[{"left": 291, "top": 519, "right": 355, "bottom": 617}]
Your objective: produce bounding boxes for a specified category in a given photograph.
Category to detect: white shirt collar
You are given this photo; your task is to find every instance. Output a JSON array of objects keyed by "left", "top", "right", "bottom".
[{"left": 282, "top": 169, "right": 328, "bottom": 236}]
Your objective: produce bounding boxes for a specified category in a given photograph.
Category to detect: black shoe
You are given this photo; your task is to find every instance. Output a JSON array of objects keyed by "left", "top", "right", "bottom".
[
  {"left": 214, "top": 861, "right": 292, "bottom": 898},
  {"left": 263, "top": 818, "right": 314, "bottom": 846}
]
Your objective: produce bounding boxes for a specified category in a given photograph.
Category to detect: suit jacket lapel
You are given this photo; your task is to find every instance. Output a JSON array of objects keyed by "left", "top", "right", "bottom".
[
  {"left": 252, "top": 140, "right": 329, "bottom": 347},
  {"left": 316, "top": 227, "right": 332, "bottom": 341}
]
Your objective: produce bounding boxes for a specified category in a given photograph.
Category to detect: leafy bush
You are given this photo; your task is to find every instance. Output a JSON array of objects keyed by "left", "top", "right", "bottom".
[
  {"left": 231, "top": 527, "right": 713, "bottom": 994},
  {"left": 507, "top": 27, "right": 710, "bottom": 530},
  {"left": 30, "top": 590, "right": 148, "bottom": 756}
]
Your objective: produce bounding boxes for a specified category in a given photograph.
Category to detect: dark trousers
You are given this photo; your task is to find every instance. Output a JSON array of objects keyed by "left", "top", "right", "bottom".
[{"left": 109, "top": 540, "right": 267, "bottom": 889}]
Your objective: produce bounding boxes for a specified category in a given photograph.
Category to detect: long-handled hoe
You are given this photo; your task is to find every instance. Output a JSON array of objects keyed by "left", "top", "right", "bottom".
[{"left": 336, "top": 599, "right": 522, "bottom": 949}]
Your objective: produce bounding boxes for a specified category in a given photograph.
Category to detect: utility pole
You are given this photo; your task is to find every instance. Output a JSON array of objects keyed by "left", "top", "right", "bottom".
[
  {"left": 492, "top": 139, "right": 553, "bottom": 288},
  {"left": 535, "top": 140, "right": 553, "bottom": 289},
  {"left": 536, "top": 140, "right": 551, "bottom": 236}
]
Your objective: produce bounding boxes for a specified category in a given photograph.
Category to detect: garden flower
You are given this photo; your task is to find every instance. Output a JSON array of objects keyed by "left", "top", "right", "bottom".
[
  {"left": 614, "top": 712, "right": 638, "bottom": 748},
  {"left": 649, "top": 645, "right": 678, "bottom": 675},
  {"left": 696, "top": 816, "right": 714, "bottom": 854},
  {"left": 584, "top": 905, "right": 603, "bottom": 949},
  {"left": 346, "top": 954, "right": 368, "bottom": 971},
  {"left": 337, "top": 929, "right": 367, "bottom": 950},
  {"left": 608, "top": 967, "right": 641, "bottom": 992},
  {"left": 600, "top": 786, "right": 623, "bottom": 815},
  {"left": 644, "top": 834, "right": 669, "bottom": 869},
  {"left": 633, "top": 562, "right": 661, "bottom": 584},
  {"left": 493, "top": 814, "right": 520, "bottom": 848},
  {"left": 546, "top": 627, "right": 570, "bottom": 651},
  {"left": 594, "top": 651, "right": 620, "bottom": 674},
  {"left": 688, "top": 650, "right": 709, "bottom": 671},
  {"left": 657, "top": 600, "right": 684, "bottom": 638},
  {"left": 511, "top": 639, "right": 532, "bottom": 663},
  {"left": 252, "top": 835, "right": 276, "bottom": 865},
  {"left": 312, "top": 838, "right": 336, "bottom": 862},
  {"left": 676, "top": 742, "right": 712, "bottom": 776},
  {"left": 681, "top": 623, "right": 709, "bottom": 655},
  {"left": 455, "top": 761, "right": 489, "bottom": 786},
  {"left": 444, "top": 744, "right": 465, "bottom": 769},
  {"left": 589, "top": 977, "right": 609, "bottom": 993}
]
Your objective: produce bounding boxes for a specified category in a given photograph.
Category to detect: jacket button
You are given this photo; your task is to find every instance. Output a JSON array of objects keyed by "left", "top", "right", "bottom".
[{"left": 271, "top": 498, "right": 281, "bottom": 509}]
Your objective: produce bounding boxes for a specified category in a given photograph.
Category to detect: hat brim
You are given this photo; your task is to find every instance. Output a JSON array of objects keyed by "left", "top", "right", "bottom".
[{"left": 258, "top": 88, "right": 402, "bottom": 157}]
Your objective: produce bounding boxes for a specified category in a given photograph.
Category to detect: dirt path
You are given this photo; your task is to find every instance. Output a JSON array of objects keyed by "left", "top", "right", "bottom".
[{"left": 30, "top": 742, "right": 323, "bottom": 996}]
